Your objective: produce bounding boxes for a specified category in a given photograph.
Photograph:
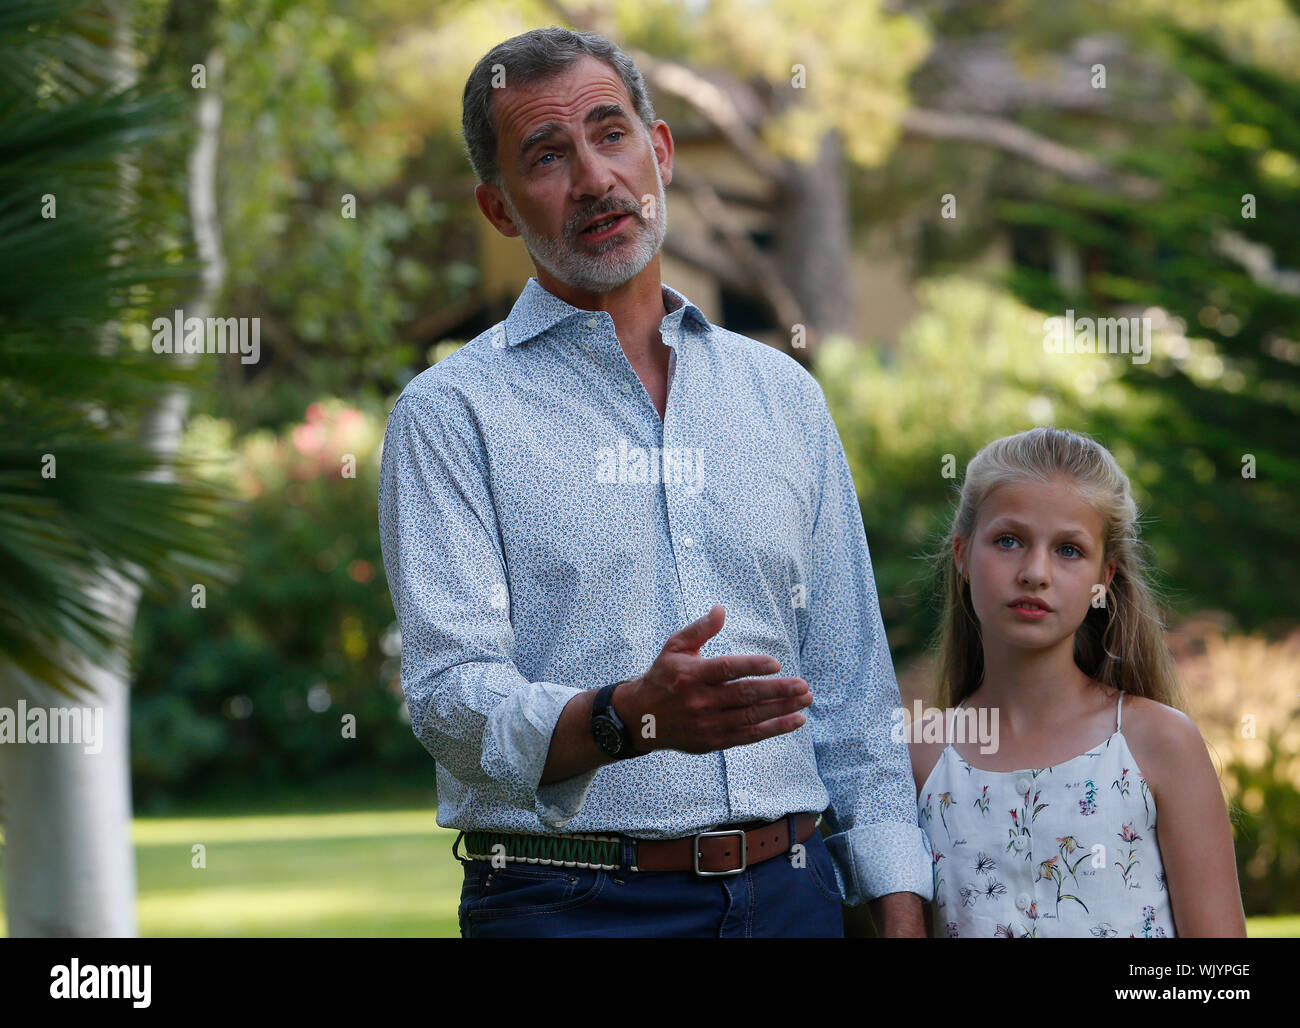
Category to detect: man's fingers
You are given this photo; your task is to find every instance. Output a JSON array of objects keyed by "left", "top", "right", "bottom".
[
  {"left": 691, "top": 695, "right": 811, "bottom": 751},
  {"left": 737, "top": 692, "right": 814, "bottom": 725},
  {"left": 718, "top": 711, "right": 808, "bottom": 749},
  {"left": 694, "top": 653, "right": 781, "bottom": 684},
  {"left": 665, "top": 603, "right": 726, "bottom": 654},
  {"left": 711, "top": 676, "right": 809, "bottom": 710}
]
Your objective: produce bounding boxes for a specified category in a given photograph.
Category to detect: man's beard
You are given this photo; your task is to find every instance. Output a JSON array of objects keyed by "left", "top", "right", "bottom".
[{"left": 502, "top": 161, "right": 668, "bottom": 293}]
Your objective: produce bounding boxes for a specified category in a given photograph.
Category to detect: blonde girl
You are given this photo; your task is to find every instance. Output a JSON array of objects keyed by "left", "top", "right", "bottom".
[{"left": 910, "top": 427, "right": 1246, "bottom": 937}]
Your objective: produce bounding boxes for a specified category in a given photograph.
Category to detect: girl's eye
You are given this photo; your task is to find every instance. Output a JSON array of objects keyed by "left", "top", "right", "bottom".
[
  {"left": 995, "top": 534, "right": 1018, "bottom": 548},
  {"left": 1060, "top": 543, "right": 1082, "bottom": 558}
]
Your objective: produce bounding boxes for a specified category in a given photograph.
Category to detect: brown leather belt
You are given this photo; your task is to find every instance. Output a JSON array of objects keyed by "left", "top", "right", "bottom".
[
  {"left": 633, "top": 812, "right": 821, "bottom": 875},
  {"left": 456, "top": 813, "right": 822, "bottom": 876}
]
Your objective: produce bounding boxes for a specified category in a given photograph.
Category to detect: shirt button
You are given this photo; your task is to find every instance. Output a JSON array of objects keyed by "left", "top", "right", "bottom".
[
  {"left": 735, "top": 791, "right": 748, "bottom": 805},
  {"left": 682, "top": 536, "right": 694, "bottom": 548},
  {"left": 1016, "top": 777, "right": 1031, "bottom": 795},
  {"left": 1013, "top": 836, "right": 1027, "bottom": 852},
  {"left": 585, "top": 316, "right": 600, "bottom": 328},
  {"left": 618, "top": 381, "right": 632, "bottom": 395},
  {"left": 1016, "top": 893, "right": 1031, "bottom": 911}
]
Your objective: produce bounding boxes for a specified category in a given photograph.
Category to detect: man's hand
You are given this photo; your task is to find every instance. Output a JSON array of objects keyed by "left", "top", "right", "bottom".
[
  {"left": 540, "top": 604, "right": 810, "bottom": 785},
  {"left": 615, "top": 604, "right": 812, "bottom": 755}
]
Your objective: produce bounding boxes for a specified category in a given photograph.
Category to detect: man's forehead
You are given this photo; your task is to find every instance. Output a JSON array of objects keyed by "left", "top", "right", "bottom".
[{"left": 494, "top": 58, "right": 634, "bottom": 144}]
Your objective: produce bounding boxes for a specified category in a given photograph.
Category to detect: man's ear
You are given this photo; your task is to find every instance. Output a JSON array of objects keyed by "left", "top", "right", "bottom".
[
  {"left": 475, "top": 182, "right": 521, "bottom": 238},
  {"left": 649, "top": 119, "right": 673, "bottom": 187}
]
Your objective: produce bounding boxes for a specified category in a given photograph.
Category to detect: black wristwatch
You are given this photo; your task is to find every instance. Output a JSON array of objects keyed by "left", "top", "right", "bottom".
[{"left": 591, "top": 681, "right": 638, "bottom": 760}]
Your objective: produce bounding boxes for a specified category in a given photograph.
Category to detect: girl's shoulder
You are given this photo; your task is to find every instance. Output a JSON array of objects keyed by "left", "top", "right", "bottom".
[
  {"left": 1118, "top": 693, "right": 1208, "bottom": 795},
  {"left": 908, "top": 737, "right": 949, "bottom": 801}
]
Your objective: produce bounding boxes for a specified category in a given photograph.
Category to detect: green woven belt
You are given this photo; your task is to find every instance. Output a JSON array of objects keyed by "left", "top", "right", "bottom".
[{"left": 460, "top": 830, "right": 622, "bottom": 870}]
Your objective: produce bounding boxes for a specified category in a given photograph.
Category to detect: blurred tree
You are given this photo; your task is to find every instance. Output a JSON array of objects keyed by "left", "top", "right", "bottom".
[
  {"left": 853, "top": 0, "right": 1300, "bottom": 633},
  {"left": 0, "top": 0, "right": 231, "bottom": 934},
  {"left": 993, "top": 22, "right": 1300, "bottom": 628}
]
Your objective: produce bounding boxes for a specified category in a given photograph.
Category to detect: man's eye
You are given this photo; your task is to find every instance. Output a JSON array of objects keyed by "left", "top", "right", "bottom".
[
  {"left": 603, "top": 130, "right": 624, "bottom": 143},
  {"left": 535, "top": 152, "right": 557, "bottom": 166}
]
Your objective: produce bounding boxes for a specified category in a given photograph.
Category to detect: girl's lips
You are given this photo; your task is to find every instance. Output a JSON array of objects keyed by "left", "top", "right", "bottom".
[{"left": 1008, "top": 603, "right": 1050, "bottom": 621}]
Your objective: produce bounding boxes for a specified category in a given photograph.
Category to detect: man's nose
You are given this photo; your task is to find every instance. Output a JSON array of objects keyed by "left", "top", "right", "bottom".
[{"left": 568, "top": 138, "right": 617, "bottom": 203}]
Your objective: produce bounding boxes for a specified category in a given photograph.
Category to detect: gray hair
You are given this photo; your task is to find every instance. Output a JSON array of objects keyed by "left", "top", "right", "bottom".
[{"left": 461, "top": 27, "right": 657, "bottom": 187}]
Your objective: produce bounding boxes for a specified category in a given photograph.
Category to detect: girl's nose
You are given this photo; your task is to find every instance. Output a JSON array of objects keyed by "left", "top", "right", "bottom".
[{"left": 1017, "top": 553, "right": 1049, "bottom": 587}]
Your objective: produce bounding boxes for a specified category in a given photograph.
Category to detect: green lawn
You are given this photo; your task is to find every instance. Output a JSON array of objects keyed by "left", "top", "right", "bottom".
[
  {"left": 0, "top": 784, "right": 465, "bottom": 937},
  {"left": 1, "top": 789, "right": 1297, "bottom": 937}
]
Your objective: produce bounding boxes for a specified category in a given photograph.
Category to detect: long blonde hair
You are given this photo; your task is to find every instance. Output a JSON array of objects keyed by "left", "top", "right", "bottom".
[{"left": 932, "top": 427, "right": 1185, "bottom": 711}]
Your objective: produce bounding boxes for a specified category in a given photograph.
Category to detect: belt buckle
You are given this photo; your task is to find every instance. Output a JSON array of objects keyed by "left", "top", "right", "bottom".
[{"left": 693, "top": 828, "right": 747, "bottom": 877}]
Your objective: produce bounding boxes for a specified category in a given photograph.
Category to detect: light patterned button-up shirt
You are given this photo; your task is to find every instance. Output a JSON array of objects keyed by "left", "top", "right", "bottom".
[{"left": 377, "top": 276, "right": 932, "bottom": 903}]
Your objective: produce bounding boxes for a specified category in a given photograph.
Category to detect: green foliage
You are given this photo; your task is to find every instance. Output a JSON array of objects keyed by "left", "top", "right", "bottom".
[
  {"left": 1228, "top": 755, "right": 1300, "bottom": 915},
  {"left": 674, "top": 0, "right": 931, "bottom": 165},
  {"left": 996, "top": 21, "right": 1300, "bottom": 630},
  {"left": 816, "top": 275, "right": 1173, "bottom": 656},
  {"left": 210, "top": 0, "right": 488, "bottom": 431},
  {"left": 130, "top": 401, "right": 424, "bottom": 807},
  {"left": 1178, "top": 621, "right": 1300, "bottom": 915},
  {"left": 0, "top": 0, "right": 232, "bottom": 697}
]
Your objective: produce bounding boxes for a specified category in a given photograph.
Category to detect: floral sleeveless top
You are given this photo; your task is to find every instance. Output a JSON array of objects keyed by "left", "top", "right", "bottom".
[{"left": 918, "top": 693, "right": 1176, "bottom": 938}]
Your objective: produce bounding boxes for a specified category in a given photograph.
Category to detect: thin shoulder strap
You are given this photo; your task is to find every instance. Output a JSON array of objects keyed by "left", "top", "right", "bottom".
[{"left": 1116, "top": 691, "right": 1124, "bottom": 732}]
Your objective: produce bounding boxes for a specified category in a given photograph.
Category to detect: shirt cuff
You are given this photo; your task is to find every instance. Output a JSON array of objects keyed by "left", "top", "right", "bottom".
[
  {"left": 824, "top": 821, "right": 935, "bottom": 905},
  {"left": 481, "top": 681, "right": 599, "bottom": 828}
]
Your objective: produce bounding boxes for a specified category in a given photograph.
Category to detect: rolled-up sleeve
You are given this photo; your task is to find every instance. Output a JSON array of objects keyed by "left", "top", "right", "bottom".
[
  {"left": 377, "top": 390, "right": 598, "bottom": 826},
  {"left": 798, "top": 384, "right": 933, "bottom": 905}
]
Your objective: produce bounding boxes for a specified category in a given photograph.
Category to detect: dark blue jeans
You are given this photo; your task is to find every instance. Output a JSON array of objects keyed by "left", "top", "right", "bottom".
[{"left": 456, "top": 820, "right": 845, "bottom": 938}]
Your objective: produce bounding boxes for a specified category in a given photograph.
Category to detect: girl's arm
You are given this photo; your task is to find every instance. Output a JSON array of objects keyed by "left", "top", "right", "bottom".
[
  {"left": 906, "top": 738, "right": 943, "bottom": 938},
  {"left": 1129, "top": 698, "right": 1247, "bottom": 937}
]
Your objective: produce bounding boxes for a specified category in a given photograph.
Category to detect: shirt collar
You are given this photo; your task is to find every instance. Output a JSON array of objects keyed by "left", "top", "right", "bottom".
[{"left": 503, "top": 276, "right": 710, "bottom": 348}]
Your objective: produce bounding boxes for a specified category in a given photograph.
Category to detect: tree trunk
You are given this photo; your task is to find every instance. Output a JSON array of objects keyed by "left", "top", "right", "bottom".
[
  {"left": 772, "top": 129, "right": 853, "bottom": 344},
  {"left": 0, "top": 633, "right": 139, "bottom": 935}
]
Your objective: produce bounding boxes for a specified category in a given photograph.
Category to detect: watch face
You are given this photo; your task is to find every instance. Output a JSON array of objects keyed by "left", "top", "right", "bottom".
[{"left": 593, "top": 718, "right": 624, "bottom": 756}]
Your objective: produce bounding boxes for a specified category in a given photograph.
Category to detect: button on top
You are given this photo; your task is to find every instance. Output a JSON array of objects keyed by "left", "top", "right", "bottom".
[
  {"left": 1016, "top": 777, "right": 1032, "bottom": 795},
  {"left": 682, "top": 536, "right": 694, "bottom": 549}
]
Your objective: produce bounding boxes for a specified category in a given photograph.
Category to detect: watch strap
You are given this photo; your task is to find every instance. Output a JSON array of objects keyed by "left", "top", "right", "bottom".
[{"left": 591, "top": 681, "right": 635, "bottom": 758}]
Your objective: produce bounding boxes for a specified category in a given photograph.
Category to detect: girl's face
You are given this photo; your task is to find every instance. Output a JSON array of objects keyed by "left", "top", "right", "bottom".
[{"left": 954, "top": 475, "right": 1116, "bottom": 653}]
